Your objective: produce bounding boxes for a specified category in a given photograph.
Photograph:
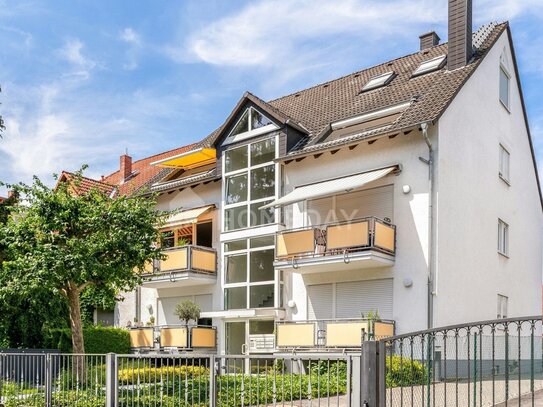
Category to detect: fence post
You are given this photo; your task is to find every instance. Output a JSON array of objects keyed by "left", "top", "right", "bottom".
[
  {"left": 209, "top": 355, "right": 216, "bottom": 407},
  {"left": 105, "top": 353, "right": 118, "bottom": 407},
  {"left": 44, "top": 353, "right": 53, "bottom": 407},
  {"left": 360, "top": 341, "right": 380, "bottom": 407}
]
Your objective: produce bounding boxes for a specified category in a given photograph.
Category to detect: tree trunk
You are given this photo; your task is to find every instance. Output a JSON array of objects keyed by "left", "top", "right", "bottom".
[
  {"left": 66, "top": 283, "right": 86, "bottom": 383},
  {"left": 66, "top": 283, "right": 85, "bottom": 354}
]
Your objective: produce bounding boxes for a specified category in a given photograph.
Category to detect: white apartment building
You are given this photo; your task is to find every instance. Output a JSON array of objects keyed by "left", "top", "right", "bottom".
[{"left": 110, "top": 1, "right": 542, "bottom": 355}]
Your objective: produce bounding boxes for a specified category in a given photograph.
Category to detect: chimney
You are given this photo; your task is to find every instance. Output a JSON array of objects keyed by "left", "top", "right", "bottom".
[
  {"left": 419, "top": 31, "right": 440, "bottom": 50},
  {"left": 447, "top": 0, "right": 473, "bottom": 71},
  {"left": 120, "top": 154, "right": 132, "bottom": 181}
]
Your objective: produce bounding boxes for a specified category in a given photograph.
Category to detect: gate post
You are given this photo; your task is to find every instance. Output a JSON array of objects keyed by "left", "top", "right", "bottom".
[
  {"left": 105, "top": 353, "right": 118, "bottom": 407},
  {"left": 44, "top": 353, "right": 53, "bottom": 407},
  {"left": 209, "top": 355, "right": 216, "bottom": 407},
  {"left": 360, "top": 341, "right": 380, "bottom": 407}
]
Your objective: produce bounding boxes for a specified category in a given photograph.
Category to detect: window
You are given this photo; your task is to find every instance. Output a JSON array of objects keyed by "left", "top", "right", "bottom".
[
  {"left": 499, "top": 66, "right": 510, "bottom": 109},
  {"left": 361, "top": 71, "right": 395, "bottom": 92},
  {"left": 412, "top": 55, "right": 446, "bottom": 77},
  {"left": 224, "top": 138, "right": 276, "bottom": 231},
  {"left": 224, "top": 236, "right": 276, "bottom": 310},
  {"left": 224, "top": 108, "right": 276, "bottom": 145},
  {"left": 498, "top": 219, "right": 509, "bottom": 256},
  {"left": 499, "top": 144, "right": 510, "bottom": 183},
  {"left": 497, "top": 294, "right": 508, "bottom": 319}
]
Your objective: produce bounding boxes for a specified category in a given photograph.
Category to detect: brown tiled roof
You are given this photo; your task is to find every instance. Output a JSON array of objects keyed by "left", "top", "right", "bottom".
[
  {"left": 0, "top": 197, "right": 6, "bottom": 203},
  {"left": 102, "top": 144, "right": 197, "bottom": 196},
  {"left": 57, "top": 172, "right": 115, "bottom": 196},
  {"left": 196, "top": 23, "right": 505, "bottom": 157}
]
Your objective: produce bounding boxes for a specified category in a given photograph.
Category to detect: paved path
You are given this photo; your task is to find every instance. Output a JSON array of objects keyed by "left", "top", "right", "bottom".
[{"left": 494, "top": 389, "right": 543, "bottom": 406}]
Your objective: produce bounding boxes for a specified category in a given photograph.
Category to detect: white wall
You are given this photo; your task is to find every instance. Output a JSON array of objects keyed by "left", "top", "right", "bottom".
[
  {"left": 282, "top": 128, "right": 435, "bottom": 334},
  {"left": 435, "top": 30, "right": 543, "bottom": 326}
]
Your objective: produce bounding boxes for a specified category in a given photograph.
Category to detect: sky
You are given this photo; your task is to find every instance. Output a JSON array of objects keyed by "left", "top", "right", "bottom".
[{"left": 1, "top": 0, "right": 543, "bottom": 195}]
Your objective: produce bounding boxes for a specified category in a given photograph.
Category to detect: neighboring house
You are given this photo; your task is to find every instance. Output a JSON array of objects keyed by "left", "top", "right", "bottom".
[
  {"left": 0, "top": 197, "right": 5, "bottom": 204},
  {"left": 80, "top": 1, "right": 541, "bottom": 354}
]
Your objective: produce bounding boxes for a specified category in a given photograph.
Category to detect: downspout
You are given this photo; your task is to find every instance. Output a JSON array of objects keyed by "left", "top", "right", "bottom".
[{"left": 420, "top": 122, "right": 434, "bottom": 329}]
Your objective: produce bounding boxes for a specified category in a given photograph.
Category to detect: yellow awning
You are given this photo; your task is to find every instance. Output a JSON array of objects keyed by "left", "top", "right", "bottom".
[
  {"left": 151, "top": 148, "right": 216, "bottom": 169},
  {"left": 163, "top": 205, "right": 215, "bottom": 228}
]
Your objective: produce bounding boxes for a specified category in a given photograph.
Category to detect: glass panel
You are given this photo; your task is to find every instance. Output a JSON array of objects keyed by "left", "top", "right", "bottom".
[
  {"left": 225, "top": 239, "right": 247, "bottom": 252},
  {"left": 160, "top": 231, "right": 174, "bottom": 248},
  {"left": 251, "top": 138, "right": 275, "bottom": 165},
  {"left": 250, "top": 249, "right": 275, "bottom": 282},
  {"left": 249, "top": 320, "right": 275, "bottom": 335},
  {"left": 225, "top": 287, "right": 247, "bottom": 310},
  {"left": 226, "top": 254, "right": 247, "bottom": 284},
  {"left": 225, "top": 322, "right": 246, "bottom": 355},
  {"left": 250, "top": 235, "right": 274, "bottom": 248},
  {"left": 230, "top": 110, "right": 250, "bottom": 137},
  {"left": 500, "top": 68, "right": 509, "bottom": 107},
  {"left": 225, "top": 146, "right": 248, "bottom": 173},
  {"left": 250, "top": 165, "right": 275, "bottom": 200},
  {"left": 226, "top": 173, "right": 248, "bottom": 204},
  {"left": 250, "top": 284, "right": 274, "bottom": 308},
  {"left": 250, "top": 201, "right": 275, "bottom": 227},
  {"left": 225, "top": 206, "right": 248, "bottom": 231},
  {"left": 251, "top": 108, "right": 273, "bottom": 130}
]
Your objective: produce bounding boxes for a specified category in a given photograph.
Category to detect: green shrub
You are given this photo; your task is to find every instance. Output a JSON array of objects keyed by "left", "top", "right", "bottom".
[
  {"left": 385, "top": 355, "right": 427, "bottom": 387},
  {"left": 117, "top": 364, "right": 208, "bottom": 385},
  {"left": 44, "top": 326, "right": 130, "bottom": 354}
]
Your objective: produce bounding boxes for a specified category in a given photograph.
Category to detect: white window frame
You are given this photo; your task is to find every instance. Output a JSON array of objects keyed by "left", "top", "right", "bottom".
[
  {"left": 497, "top": 294, "right": 508, "bottom": 319},
  {"left": 498, "top": 218, "right": 509, "bottom": 257},
  {"left": 223, "top": 108, "right": 279, "bottom": 146},
  {"left": 499, "top": 65, "right": 511, "bottom": 111},
  {"left": 222, "top": 137, "right": 279, "bottom": 233},
  {"left": 361, "top": 71, "right": 395, "bottom": 92},
  {"left": 412, "top": 55, "right": 446, "bottom": 77},
  {"left": 499, "top": 144, "right": 510, "bottom": 184},
  {"left": 223, "top": 236, "right": 278, "bottom": 310}
]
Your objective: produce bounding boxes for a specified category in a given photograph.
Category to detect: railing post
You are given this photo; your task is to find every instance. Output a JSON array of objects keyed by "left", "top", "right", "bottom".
[
  {"left": 105, "top": 353, "right": 118, "bottom": 407},
  {"left": 360, "top": 341, "right": 380, "bottom": 407},
  {"left": 44, "top": 353, "right": 53, "bottom": 407},
  {"left": 209, "top": 355, "right": 217, "bottom": 407}
]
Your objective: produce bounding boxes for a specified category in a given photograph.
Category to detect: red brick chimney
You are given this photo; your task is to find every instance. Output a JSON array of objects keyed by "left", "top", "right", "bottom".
[{"left": 120, "top": 154, "right": 132, "bottom": 182}]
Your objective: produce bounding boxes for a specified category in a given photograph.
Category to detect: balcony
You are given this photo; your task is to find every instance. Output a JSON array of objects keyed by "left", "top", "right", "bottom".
[
  {"left": 275, "top": 319, "right": 395, "bottom": 350},
  {"left": 142, "top": 245, "right": 217, "bottom": 288},
  {"left": 129, "top": 325, "right": 217, "bottom": 352},
  {"left": 275, "top": 217, "right": 396, "bottom": 272}
]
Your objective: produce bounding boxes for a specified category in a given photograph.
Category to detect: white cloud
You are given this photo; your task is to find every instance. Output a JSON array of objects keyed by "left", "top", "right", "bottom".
[
  {"left": 185, "top": 0, "right": 444, "bottom": 67},
  {"left": 119, "top": 28, "right": 142, "bottom": 70},
  {"left": 120, "top": 27, "right": 141, "bottom": 46},
  {"left": 58, "top": 38, "right": 98, "bottom": 80}
]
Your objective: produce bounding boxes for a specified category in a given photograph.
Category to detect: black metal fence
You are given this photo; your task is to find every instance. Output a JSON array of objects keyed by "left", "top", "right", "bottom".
[{"left": 380, "top": 316, "right": 543, "bottom": 407}]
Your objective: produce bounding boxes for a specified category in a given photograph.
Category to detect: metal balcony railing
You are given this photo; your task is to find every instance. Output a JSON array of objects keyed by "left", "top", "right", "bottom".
[
  {"left": 275, "top": 216, "right": 396, "bottom": 261},
  {"left": 141, "top": 245, "right": 217, "bottom": 277}
]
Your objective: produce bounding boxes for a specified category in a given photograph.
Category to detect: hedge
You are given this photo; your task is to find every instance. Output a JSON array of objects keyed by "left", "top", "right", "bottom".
[
  {"left": 44, "top": 326, "right": 130, "bottom": 354},
  {"left": 385, "top": 355, "right": 427, "bottom": 387}
]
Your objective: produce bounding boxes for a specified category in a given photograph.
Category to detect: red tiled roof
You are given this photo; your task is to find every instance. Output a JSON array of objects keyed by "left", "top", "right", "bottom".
[
  {"left": 102, "top": 144, "right": 197, "bottom": 196},
  {"left": 57, "top": 172, "right": 115, "bottom": 196},
  {"left": 0, "top": 197, "right": 6, "bottom": 203}
]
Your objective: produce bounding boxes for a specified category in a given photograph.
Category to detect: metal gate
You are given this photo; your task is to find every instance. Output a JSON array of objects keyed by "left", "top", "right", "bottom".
[{"left": 380, "top": 316, "right": 543, "bottom": 407}]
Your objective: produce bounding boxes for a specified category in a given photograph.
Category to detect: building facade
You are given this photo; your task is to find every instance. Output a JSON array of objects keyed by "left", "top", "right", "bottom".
[{"left": 88, "top": 1, "right": 541, "bottom": 355}]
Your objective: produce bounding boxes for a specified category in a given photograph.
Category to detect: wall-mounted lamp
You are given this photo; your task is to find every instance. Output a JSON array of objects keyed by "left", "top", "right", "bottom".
[
  {"left": 402, "top": 185, "right": 411, "bottom": 194},
  {"left": 403, "top": 278, "right": 413, "bottom": 288},
  {"left": 287, "top": 300, "right": 296, "bottom": 308}
]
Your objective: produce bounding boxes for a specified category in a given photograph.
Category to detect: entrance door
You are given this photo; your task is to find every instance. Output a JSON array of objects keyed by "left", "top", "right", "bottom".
[{"left": 225, "top": 321, "right": 246, "bottom": 355}]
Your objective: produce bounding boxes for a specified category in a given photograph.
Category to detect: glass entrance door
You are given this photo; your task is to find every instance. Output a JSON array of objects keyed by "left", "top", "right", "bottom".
[{"left": 225, "top": 321, "right": 246, "bottom": 355}]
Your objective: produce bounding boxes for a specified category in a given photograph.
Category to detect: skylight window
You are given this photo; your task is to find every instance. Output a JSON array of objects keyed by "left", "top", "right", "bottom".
[
  {"left": 361, "top": 71, "right": 395, "bottom": 92},
  {"left": 412, "top": 55, "right": 447, "bottom": 77}
]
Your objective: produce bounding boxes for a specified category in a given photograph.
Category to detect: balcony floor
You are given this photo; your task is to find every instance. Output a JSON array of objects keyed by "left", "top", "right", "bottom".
[
  {"left": 274, "top": 249, "right": 394, "bottom": 273},
  {"left": 142, "top": 271, "right": 217, "bottom": 288}
]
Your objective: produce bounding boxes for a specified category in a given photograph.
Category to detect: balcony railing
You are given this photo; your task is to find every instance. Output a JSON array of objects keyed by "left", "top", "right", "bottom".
[
  {"left": 142, "top": 245, "right": 217, "bottom": 277},
  {"left": 275, "top": 318, "right": 395, "bottom": 350},
  {"left": 275, "top": 216, "right": 396, "bottom": 261},
  {"left": 129, "top": 325, "right": 217, "bottom": 351}
]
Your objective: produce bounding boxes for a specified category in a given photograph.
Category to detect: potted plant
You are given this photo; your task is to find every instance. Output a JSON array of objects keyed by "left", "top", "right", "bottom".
[{"left": 174, "top": 300, "right": 201, "bottom": 325}]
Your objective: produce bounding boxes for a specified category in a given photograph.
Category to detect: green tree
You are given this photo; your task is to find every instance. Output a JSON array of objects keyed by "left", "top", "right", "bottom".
[
  {"left": 0, "top": 170, "right": 162, "bottom": 353},
  {"left": 174, "top": 300, "right": 201, "bottom": 325}
]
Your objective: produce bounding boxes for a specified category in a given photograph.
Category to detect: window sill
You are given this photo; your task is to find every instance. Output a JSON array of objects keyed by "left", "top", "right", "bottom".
[
  {"left": 499, "top": 100, "right": 511, "bottom": 114},
  {"left": 499, "top": 175, "right": 511, "bottom": 186},
  {"left": 498, "top": 251, "right": 509, "bottom": 259}
]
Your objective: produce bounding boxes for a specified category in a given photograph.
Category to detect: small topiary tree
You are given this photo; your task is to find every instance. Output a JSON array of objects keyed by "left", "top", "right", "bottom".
[{"left": 174, "top": 300, "right": 201, "bottom": 325}]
